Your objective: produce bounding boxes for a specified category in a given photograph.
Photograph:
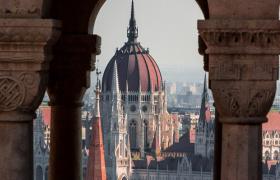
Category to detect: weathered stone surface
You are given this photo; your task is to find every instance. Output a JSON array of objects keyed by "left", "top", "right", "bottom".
[
  {"left": 199, "top": 20, "right": 280, "bottom": 124},
  {"left": 48, "top": 34, "right": 101, "bottom": 180},
  {"left": 207, "top": 0, "right": 280, "bottom": 19},
  {"left": 0, "top": 19, "right": 60, "bottom": 180},
  {"left": 0, "top": 0, "right": 51, "bottom": 18},
  {"left": 198, "top": 18, "right": 280, "bottom": 180}
]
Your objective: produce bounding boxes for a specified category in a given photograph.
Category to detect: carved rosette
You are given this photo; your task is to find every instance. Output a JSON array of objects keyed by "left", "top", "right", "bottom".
[
  {"left": 0, "top": 19, "right": 61, "bottom": 121},
  {"left": 198, "top": 20, "right": 280, "bottom": 124}
]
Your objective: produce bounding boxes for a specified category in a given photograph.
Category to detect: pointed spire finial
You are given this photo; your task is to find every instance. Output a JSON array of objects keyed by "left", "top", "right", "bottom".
[
  {"left": 203, "top": 73, "right": 207, "bottom": 93},
  {"left": 127, "top": 0, "right": 138, "bottom": 43},
  {"left": 112, "top": 61, "right": 120, "bottom": 95},
  {"left": 198, "top": 73, "right": 210, "bottom": 127},
  {"left": 94, "top": 68, "right": 102, "bottom": 118}
]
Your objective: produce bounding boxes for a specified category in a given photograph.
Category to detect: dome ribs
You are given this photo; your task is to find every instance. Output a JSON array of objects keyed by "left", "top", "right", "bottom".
[
  {"left": 127, "top": 45, "right": 139, "bottom": 91},
  {"left": 137, "top": 53, "right": 149, "bottom": 92},
  {"left": 147, "top": 54, "right": 162, "bottom": 91},
  {"left": 118, "top": 52, "right": 130, "bottom": 92},
  {"left": 138, "top": 51, "right": 151, "bottom": 92},
  {"left": 102, "top": 44, "right": 162, "bottom": 93}
]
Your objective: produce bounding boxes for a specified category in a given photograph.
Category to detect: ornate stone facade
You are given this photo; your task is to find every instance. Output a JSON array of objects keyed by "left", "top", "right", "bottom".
[
  {"left": 198, "top": 17, "right": 280, "bottom": 180},
  {"left": 100, "top": 2, "right": 179, "bottom": 179}
]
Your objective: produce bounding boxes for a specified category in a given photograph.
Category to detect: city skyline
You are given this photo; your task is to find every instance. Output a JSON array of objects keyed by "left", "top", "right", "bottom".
[{"left": 94, "top": 0, "right": 205, "bottom": 83}]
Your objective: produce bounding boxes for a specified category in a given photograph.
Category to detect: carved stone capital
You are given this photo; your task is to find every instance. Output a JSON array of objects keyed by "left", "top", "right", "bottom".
[
  {"left": 0, "top": 19, "right": 61, "bottom": 121},
  {"left": 198, "top": 20, "right": 280, "bottom": 124},
  {"left": 48, "top": 34, "right": 101, "bottom": 106},
  {"left": 198, "top": 20, "right": 280, "bottom": 55},
  {"left": 211, "top": 81, "right": 276, "bottom": 124}
]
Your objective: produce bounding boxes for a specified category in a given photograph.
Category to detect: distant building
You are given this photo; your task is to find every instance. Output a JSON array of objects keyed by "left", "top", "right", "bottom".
[
  {"left": 167, "top": 82, "right": 177, "bottom": 95},
  {"left": 263, "top": 112, "right": 280, "bottom": 162},
  {"left": 100, "top": 1, "right": 179, "bottom": 178},
  {"left": 33, "top": 103, "right": 89, "bottom": 180}
]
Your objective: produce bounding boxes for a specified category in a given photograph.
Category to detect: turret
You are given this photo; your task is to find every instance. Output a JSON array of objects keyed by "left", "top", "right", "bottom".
[
  {"left": 86, "top": 70, "right": 107, "bottom": 180},
  {"left": 127, "top": 0, "right": 138, "bottom": 43}
]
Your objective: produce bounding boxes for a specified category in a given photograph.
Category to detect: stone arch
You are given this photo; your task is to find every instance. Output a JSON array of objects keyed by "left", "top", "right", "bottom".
[
  {"left": 195, "top": 0, "right": 209, "bottom": 19},
  {"left": 118, "top": 174, "right": 128, "bottom": 180},
  {"left": 36, "top": 166, "right": 43, "bottom": 180},
  {"left": 179, "top": 156, "right": 192, "bottom": 173},
  {"left": 88, "top": 0, "right": 106, "bottom": 33}
]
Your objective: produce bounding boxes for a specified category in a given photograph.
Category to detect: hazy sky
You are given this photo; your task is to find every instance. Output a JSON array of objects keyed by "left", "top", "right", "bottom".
[{"left": 94, "top": 0, "right": 204, "bottom": 83}]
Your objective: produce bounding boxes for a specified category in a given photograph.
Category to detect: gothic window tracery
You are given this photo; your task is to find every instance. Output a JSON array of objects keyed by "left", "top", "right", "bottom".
[
  {"left": 274, "top": 150, "right": 279, "bottom": 160},
  {"left": 129, "top": 120, "right": 137, "bottom": 148},
  {"left": 144, "top": 120, "right": 148, "bottom": 148},
  {"left": 265, "top": 150, "right": 271, "bottom": 160}
]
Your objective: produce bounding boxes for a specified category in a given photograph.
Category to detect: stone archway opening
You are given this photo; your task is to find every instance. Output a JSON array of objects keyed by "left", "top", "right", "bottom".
[{"left": 89, "top": 0, "right": 215, "bottom": 179}]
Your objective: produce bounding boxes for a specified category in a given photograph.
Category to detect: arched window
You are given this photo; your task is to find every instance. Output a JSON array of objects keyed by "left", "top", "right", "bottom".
[
  {"left": 36, "top": 166, "right": 43, "bottom": 180},
  {"left": 265, "top": 151, "right": 270, "bottom": 160},
  {"left": 45, "top": 166, "right": 48, "bottom": 180},
  {"left": 129, "top": 120, "right": 137, "bottom": 148},
  {"left": 120, "top": 139, "right": 124, "bottom": 156},
  {"left": 274, "top": 151, "right": 279, "bottom": 160},
  {"left": 83, "top": 167, "right": 87, "bottom": 180},
  {"left": 144, "top": 120, "right": 148, "bottom": 149}
]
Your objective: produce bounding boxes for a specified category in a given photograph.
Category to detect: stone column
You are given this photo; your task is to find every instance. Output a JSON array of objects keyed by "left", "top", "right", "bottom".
[
  {"left": 199, "top": 20, "right": 280, "bottom": 180},
  {"left": 0, "top": 19, "right": 60, "bottom": 180},
  {"left": 48, "top": 34, "right": 101, "bottom": 180}
]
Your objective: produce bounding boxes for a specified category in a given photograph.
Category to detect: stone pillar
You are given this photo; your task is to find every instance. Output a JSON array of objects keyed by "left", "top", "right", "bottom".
[
  {"left": 0, "top": 19, "right": 60, "bottom": 180},
  {"left": 199, "top": 20, "right": 280, "bottom": 180},
  {"left": 48, "top": 34, "right": 101, "bottom": 180}
]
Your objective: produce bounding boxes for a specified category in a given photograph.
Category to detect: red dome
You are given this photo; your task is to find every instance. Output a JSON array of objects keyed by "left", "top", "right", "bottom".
[
  {"left": 102, "top": 0, "right": 162, "bottom": 92},
  {"left": 102, "top": 42, "right": 162, "bottom": 92}
]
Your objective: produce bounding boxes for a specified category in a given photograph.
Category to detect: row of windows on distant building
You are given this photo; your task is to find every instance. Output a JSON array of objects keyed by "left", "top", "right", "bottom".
[{"left": 102, "top": 94, "right": 159, "bottom": 102}]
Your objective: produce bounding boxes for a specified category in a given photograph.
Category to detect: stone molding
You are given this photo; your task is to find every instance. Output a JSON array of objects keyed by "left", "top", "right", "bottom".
[
  {"left": 198, "top": 20, "right": 280, "bottom": 124},
  {"left": 209, "top": 55, "right": 279, "bottom": 81},
  {"left": 0, "top": 19, "right": 61, "bottom": 121},
  {"left": 198, "top": 20, "right": 280, "bottom": 55}
]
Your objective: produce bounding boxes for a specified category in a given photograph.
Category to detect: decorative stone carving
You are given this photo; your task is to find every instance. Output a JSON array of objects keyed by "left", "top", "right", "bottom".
[
  {"left": 198, "top": 20, "right": 280, "bottom": 54},
  {"left": 209, "top": 55, "right": 279, "bottom": 81},
  {"left": 211, "top": 82, "right": 276, "bottom": 124},
  {"left": 0, "top": 76, "right": 25, "bottom": 111},
  {"left": 199, "top": 20, "right": 280, "bottom": 124},
  {"left": 0, "top": 0, "right": 49, "bottom": 18},
  {"left": 0, "top": 19, "right": 61, "bottom": 120}
]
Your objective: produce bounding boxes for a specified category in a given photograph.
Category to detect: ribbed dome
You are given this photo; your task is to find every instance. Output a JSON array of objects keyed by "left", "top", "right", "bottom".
[
  {"left": 102, "top": 1, "right": 162, "bottom": 92},
  {"left": 102, "top": 42, "right": 162, "bottom": 92}
]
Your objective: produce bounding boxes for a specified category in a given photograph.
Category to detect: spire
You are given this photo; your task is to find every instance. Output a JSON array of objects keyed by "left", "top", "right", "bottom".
[
  {"left": 127, "top": 0, "right": 138, "bottom": 43},
  {"left": 112, "top": 61, "right": 120, "bottom": 94},
  {"left": 86, "top": 73, "right": 107, "bottom": 180},
  {"left": 94, "top": 68, "right": 102, "bottom": 117},
  {"left": 198, "top": 74, "right": 211, "bottom": 127},
  {"left": 111, "top": 60, "right": 122, "bottom": 116},
  {"left": 151, "top": 124, "right": 161, "bottom": 157}
]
